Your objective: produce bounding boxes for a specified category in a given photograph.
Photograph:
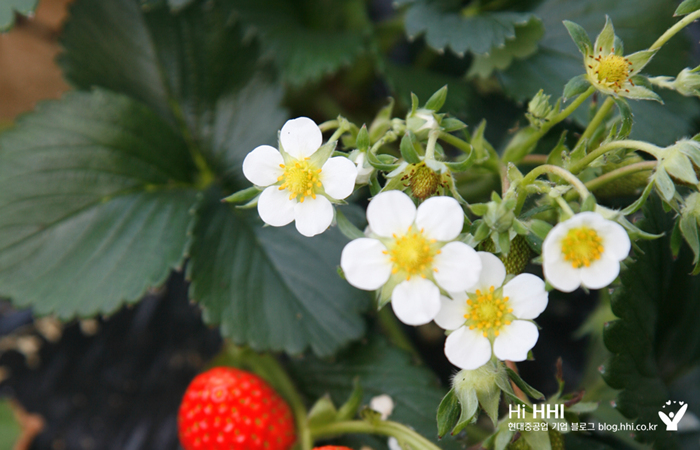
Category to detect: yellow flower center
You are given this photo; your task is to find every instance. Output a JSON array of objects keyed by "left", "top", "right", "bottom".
[
  {"left": 464, "top": 286, "right": 513, "bottom": 338},
  {"left": 590, "top": 51, "right": 633, "bottom": 92},
  {"left": 385, "top": 226, "right": 440, "bottom": 280},
  {"left": 278, "top": 159, "right": 322, "bottom": 203},
  {"left": 596, "top": 54, "right": 629, "bottom": 83},
  {"left": 561, "top": 226, "right": 604, "bottom": 268}
]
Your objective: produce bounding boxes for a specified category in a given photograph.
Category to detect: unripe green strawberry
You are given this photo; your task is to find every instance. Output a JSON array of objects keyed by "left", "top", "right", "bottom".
[
  {"left": 178, "top": 367, "right": 296, "bottom": 450},
  {"left": 593, "top": 155, "right": 652, "bottom": 198},
  {"left": 549, "top": 428, "right": 565, "bottom": 450},
  {"left": 480, "top": 235, "right": 532, "bottom": 274}
]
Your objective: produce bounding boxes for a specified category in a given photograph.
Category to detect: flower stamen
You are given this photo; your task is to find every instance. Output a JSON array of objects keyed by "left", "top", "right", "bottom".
[
  {"left": 388, "top": 226, "right": 440, "bottom": 280},
  {"left": 465, "top": 288, "right": 512, "bottom": 338},
  {"left": 279, "top": 158, "right": 322, "bottom": 202},
  {"left": 560, "top": 226, "right": 604, "bottom": 268}
]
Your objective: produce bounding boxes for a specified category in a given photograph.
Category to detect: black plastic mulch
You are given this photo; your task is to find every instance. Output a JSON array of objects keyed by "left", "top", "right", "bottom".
[{"left": 0, "top": 272, "right": 222, "bottom": 450}]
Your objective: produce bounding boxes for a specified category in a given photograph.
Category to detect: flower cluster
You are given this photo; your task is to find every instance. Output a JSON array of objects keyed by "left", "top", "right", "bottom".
[{"left": 236, "top": 115, "right": 636, "bottom": 372}]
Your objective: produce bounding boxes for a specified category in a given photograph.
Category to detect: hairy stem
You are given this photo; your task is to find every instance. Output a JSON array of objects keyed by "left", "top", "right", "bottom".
[
  {"left": 650, "top": 9, "right": 700, "bottom": 51},
  {"left": 503, "top": 86, "right": 596, "bottom": 163},
  {"left": 515, "top": 164, "right": 591, "bottom": 214},
  {"left": 568, "top": 140, "right": 661, "bottom": 174},
  {"left": 318, "top": 120, "right": 340, "bottom": 132},
  {"left": 310, "top": 420, "right": 442, "bottom": 450},
  {"left": 576, "top": 96, "right": 615, "bottom": 147}
]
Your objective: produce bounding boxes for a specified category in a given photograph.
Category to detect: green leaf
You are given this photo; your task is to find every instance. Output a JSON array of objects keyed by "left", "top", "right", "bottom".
[
  {"left": 601, "top": 194, "right": 700, "bottom": 449},
  {"left": 499, "top": 0, "right": 700, "bottom": 145},
  {"left": 231, "top": 0, "right": 367, "bottom": 85},
  {"left": 59, "top": 0, "right": 259, "bottom": 141},
  {"left": 563, "top": 20, "right": 592, "bottom": 55},
  {"left": 288, "top": 335, "right": 461, "bottom": 450},
  {"left": 0, "top": 400, "right": 21, "bottom": 449},
  {"left": 0, "top": 90, "right": 198, "bottom": 317},
  {"left": 0, "top": 0, "right": 37, "bottom": 32},
  {"left": 188, "top": 191, "right": 369, "bottom": 357},
  {"left": 468, "top": 17, "right": 545, "bottom": 78},
  {"left": 402, "top": 1, "right": 537, "bottom": 56},
  {"left": 675, "top": 0, "right": 700, "bottom": 16}
]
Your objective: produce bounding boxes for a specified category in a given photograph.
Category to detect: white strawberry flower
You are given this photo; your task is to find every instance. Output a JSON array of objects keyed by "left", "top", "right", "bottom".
[
  {"left": 340, "top": 191, "right": 482, "bottom": 326},
  {"left": 435, "top": 252, "right": 548, "bottom": 370},
  {"left": 542, "top": 212, "right": 631, "bottom": 292},
  {"left": 242, "top": 117, "right": 358, "bottom": 237}
]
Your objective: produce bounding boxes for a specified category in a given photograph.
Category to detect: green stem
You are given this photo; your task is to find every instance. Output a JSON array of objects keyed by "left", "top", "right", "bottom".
[
  {"left": 318, "top": 120, "right": 340, "bottom": 132},
  {"left": 310, "top": 420, "right": 442, "bottom": 450},
  {"left": 377, "top": 308, "right": 419, "bottom": 357},
  {"left": 650, "top": 9, "right": 700, "bottom": 51},
  {"left": 328, "top": 126, "right": 347, "bottom": 144},
  {"left": 515, "top": 164, "right": 591, "bottom": 215},
  {"left": 568, "top": 140, "right": 662, "bottom": 174},
  {"left": 576, "top": 96, "right": 615, "bottom": 147},
  {"left": 503, "top": 86, "right": 596, "bottom": 164},
  {"left": 584, "top": 161, "right": 656, "bottom": 192}
]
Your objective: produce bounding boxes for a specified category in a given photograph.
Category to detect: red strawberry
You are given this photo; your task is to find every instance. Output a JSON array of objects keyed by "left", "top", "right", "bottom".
[
  {"left": 313, "top": 447, "right": 354, "bottom": 450},
  {"left": 178, "top": 367, "right": 296, "bottom": 450}
]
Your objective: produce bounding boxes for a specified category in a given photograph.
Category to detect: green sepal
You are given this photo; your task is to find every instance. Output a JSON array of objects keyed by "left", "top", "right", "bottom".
[
  {"left": 498, "top": 232, "right": 511, "bottom": 255},
  {"left": 424, "top": 85, "right": 448, "bottom": 112},
  {"left": 627, "top": 49, "right": 657, "bottom": 73},
  {"left": 307, "top": 395, "right": 338, "bottom": 427},
  {"left": 680, "top": 213, "right": 700, "bottom": 264},
  {"left": 621, "top": 181, "right": 654, "bottom": 215},
  {"left": 563, "top": 74, "right": 591, "bottom": 100},
  {"left": 369, "top": 98, "right": 394, "bottom": 143},
  {"left": 452, "top": 385, "right": 479, "bottom": 435},
  {"left": 580, "top": 194, "right": 597, "bottom": 212},
  {"left": 369, "top": 172, "right": 382, "bottom": 197},
  {"left": 612, "top": 97, "right": 633, "bottom": 139},
  {"left": 675, "top": 0, "right": 700, "bottom": 16},
  {"left": 625, "top": 85, "right": 664, "bottom": 103},
  {"left": 366, "top": 149, "right": 400, "bottom": 171},
  {"left": 594, "top": 16, "right": 616, "bottom": 56},
  {"left": 670, "top": 217, "right": 683, "bottom": 257},
  {"left": 356, "top": 124, "right": 370, "bottom": 152},
  {"left": 445, "top": 146, "right": 475, "bottom": 172},
  {"left": 400, "top": 132, "right": 422, "bottom": 164},
  {"left": 410, "top": 92, "right": 420, "bottom": 115},
  {"left": 653, "top": 168, "right": 675, "bottom": 202},
  {"left": 336, "top": 209, "right": 365, "bottom": 240},
  {"left": 309, "top": 140, "right": 337, "bottom": 168},
  {"left": 222, "top": 186, "right": 260, "bottom": 203},
  {"left": 235, "top": 196, "right": 260, "bottom": 209},
  {"left": 470, "top": 203, "right": 488, "bottom": 216},
  {"left": 563, "top": 20, "right": 592, "bottom": 56},
  {"left": 436, "top": 388, "right": 461, "bottom": 438},
  {"left": 506, "top": 368, "right": 545, "bottom": 400},
  {"left": 336, "top": 378, "right": 364, "bottom": 421},
  {"left": 494, "top": 372, "right": 531, "bottom": 410},
  {"left": 359, "top": 406, "right": 382, "bottom": 424},
  {"left": 471, "top": 220, "right": 491, "bottom": 243},
  {"left": 441, "top": 117, "right": 467, "bottom": 132}
]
